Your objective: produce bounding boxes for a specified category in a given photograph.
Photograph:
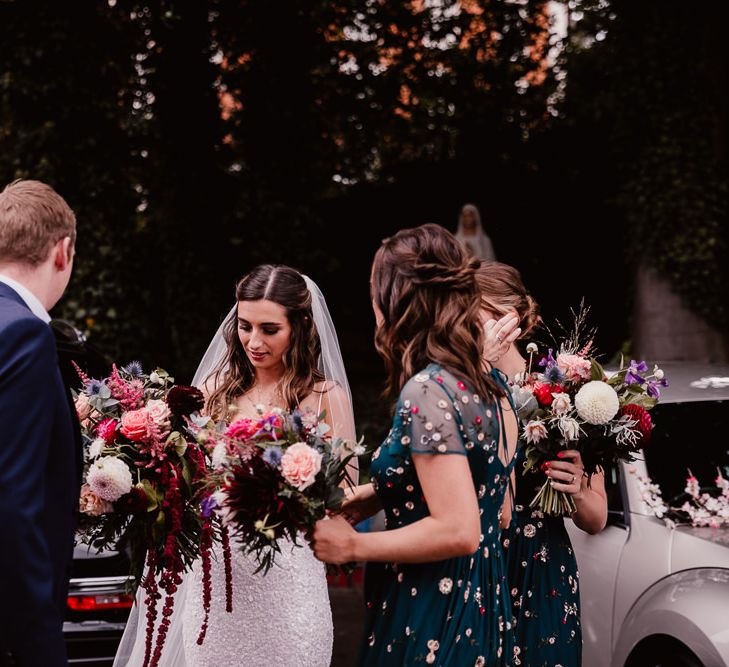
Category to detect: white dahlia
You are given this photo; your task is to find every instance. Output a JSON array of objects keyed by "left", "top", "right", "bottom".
[
  {"left": 86, "top": 456, "right": 133, "bottom": 502},
  {"left": 574, "top": 381, "right": 619, "bottom": 425}
]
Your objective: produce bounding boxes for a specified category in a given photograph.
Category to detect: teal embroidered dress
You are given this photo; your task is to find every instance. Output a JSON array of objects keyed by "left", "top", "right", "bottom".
[
  {"left": 501, "top": 448, "right": 581, "bottom": 666},
  {"left": 360, "top": 364, "right": 516, "bottom": 666}
]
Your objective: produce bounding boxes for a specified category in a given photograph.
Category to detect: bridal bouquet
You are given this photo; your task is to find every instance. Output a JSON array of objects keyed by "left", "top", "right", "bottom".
[
  {"left": 194, "top": 407, "right": 360, "bottom": 574},
  {"left": 74, "top": 362, "right": 212, "bottom": 665},
  {"left": 516, "top": 309, "right": 667, "bottom": 516}
]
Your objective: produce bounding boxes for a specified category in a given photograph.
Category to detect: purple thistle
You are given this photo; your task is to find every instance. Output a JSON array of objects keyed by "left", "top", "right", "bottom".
[
  {"left": 86, "top": 378, "right": 106, "bottom": 396},
  {"left": 262, "top": 446, "right": 283, "bottom": 467},
  {"left": 121, "top": 361, "right": 144, "bottom": 378},
  {"left": 625, "top": 360, "right": 649, "bottom": 386},
  {"left": 544, "top": 364, "right": 565, "bottom": 384}
]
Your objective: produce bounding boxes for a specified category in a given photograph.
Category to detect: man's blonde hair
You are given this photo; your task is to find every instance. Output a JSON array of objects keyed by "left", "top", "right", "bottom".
[{"left": 0, "top": 179, "right": 76, "bottom": 266}]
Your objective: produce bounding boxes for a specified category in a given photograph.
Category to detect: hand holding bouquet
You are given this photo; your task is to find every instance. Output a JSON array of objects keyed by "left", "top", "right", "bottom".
[{"left": 516, "top": 309, "right": 667, "bottom": 516}]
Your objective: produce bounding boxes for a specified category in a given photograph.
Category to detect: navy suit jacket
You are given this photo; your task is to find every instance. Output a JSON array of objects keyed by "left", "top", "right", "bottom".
[{"left": 0, "top": 283, "right": 80, "bottom": 666}]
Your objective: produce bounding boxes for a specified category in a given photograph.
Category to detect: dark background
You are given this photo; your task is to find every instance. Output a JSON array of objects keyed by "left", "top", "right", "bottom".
[{"left": 1, "top": 0, "right": 727, "bottom": 445}]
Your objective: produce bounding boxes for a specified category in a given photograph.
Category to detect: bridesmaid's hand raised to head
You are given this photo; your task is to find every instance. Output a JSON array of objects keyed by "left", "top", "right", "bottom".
[{"left": 482, "top": 314, "right": 521, "bottom": 366}]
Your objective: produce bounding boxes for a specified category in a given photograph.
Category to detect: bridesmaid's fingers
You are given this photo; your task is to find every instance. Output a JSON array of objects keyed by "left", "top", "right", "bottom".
[
  {"left": 545, "top": 460, "right": 583, "bottom": 476},
  {"left": 556, "top": 449, "right": 584, "bottom": 466},
  {"left": 550, "top": 479, "right": 579, "bottom": 494},
  {"left": 547, "top": 468, "right": 577, "bottom": 483}
]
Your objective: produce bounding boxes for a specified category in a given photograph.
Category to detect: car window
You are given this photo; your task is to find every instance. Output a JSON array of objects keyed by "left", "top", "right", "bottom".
[
  {"left": 643, "top": 400, "right": 729, "bottom": 504},
  {"left": 602, "top": 463, "right": 625, "bottom": 523}
]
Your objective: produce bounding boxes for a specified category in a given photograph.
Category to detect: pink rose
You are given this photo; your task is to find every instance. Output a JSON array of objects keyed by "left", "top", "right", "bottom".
[
  {"left": 556, "top": 353, "right": 592, "bottom": 382},
  {"left": 280, "top": 442, "right": 323, "bottom": 491},
  {"left": 79, "top": 484, "right": 113, "bottom": 516},
  {"left": 75, "top": 393, "right": 92, "bottom": 423},
  {"left": 146, "top": 399, "right": 171, "bottom": 436},
  {"left": 120, "top": 408, "right": 151, "bottom": 442}
]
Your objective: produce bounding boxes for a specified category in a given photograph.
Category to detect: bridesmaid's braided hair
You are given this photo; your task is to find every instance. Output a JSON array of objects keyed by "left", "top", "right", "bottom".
[
  {"left": 204, "top": 265, "right": 324, "bottom": 419},
  {"left": 371, "top": 223, "right": 505, "bottom": 401}
]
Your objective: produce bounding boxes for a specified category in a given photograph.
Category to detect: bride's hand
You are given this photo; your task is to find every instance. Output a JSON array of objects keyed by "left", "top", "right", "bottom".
[
  {"left": 483, "top": 314, "right": 521, "bottom": 366},
  {"left": 311, "top": 515, "right": 358, "bottom": 564},
  {"left": 338, "top": 483, "right": 382, "bottom": 526}
]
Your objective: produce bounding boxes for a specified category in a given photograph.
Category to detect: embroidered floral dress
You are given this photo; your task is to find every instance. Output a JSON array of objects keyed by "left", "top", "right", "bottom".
[
  {"left": 501, "top": 448, "right": 581, "bottom": 667},
  {"left": 360, "top": 364, "right": 515, "bottom": 666}
]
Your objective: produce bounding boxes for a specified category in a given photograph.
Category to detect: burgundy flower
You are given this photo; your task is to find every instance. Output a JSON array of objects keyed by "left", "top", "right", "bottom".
[
  {"left": 223, "top": 456, "right": 308, "bottom": 543},
  {"left": 114, "top": 485, "right": 149, "bottom": 514},
  {"left": 619, "top": 404, "right": 653, "bottom": 444},
  {"left": 166, "top": 385, "right": 205, "bottom": 417}
]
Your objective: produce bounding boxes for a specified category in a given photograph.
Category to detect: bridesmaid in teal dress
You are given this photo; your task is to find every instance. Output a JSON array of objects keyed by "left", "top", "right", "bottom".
[
  {"left": 311, "top": 224, "right": 519, "bottom": 666},
  {"left": 473, "top": 262, "right": 608, "bottom": 667}
]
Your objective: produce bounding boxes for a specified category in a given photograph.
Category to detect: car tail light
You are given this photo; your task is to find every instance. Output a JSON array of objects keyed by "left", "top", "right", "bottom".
[{"left": 67, "top": 593, "right": 134, "bottom": 611}]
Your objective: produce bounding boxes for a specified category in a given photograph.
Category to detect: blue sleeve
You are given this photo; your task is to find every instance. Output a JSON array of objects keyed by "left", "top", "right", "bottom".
[
  {"left": 0, "top": 317, "right": 67, "bottom": 665},
  {"left": 399, "top": 376, "right": 468, "bottom": 456}
]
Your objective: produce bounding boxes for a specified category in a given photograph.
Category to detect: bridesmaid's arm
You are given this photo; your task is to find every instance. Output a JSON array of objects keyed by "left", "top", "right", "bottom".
[
  {"left": 312, "top": 454, "right": 481, "bottom": 564},
  {"left": 547, "top": 450, "right": 608, "bottom": 534}
]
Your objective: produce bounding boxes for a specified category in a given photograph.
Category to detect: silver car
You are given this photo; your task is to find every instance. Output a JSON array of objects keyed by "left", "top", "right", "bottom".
[{"left": 567, "top": 363, "right": 729, "bottom": 667}]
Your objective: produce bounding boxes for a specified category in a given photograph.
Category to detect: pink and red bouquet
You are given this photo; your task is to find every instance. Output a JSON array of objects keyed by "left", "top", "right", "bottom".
[
  {"left": 515, "top": 310, "right": 667, "bottom": 516},
  {"left": 193, "top": 407, "right": 360, "bottom": 575},
  {"left": 74, "top": 362, "right": 211, "bottom": 666}
]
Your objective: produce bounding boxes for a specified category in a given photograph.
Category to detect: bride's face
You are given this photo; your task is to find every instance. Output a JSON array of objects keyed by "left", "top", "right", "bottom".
[{"left": 237, "top": 299, "right": 292, "bottom": 372}]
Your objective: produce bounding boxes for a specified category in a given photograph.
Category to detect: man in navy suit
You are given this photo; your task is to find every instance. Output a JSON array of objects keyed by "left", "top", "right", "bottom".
[{"left": 0, "top": 180, "right": 80, "bottom": 666}]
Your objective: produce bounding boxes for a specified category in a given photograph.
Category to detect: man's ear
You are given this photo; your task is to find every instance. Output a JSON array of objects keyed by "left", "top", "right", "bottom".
[{"left": 52, "top": 237, "right": 74, "bottom": 271}]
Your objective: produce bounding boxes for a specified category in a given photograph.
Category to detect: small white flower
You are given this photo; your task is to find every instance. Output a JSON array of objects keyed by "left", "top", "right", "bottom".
[
  {"left": 149, "top": 371, "right": 162, "bottom": 385},
  {"left": 88, "top": 438, "right": 105, "bottom": 459},
  {"left": 653, "top": 366, "right": 665, "bottom": 380},
  {"left": 438, "top": 578, "right": 453, "bottom": 594},
  {"left": 86, "top": 456, "right": 133, "bottom": 502},
  {"left": 526, "top": 343, "right": 538, "bottom": 354},
  {"left": 523, "top": 524, "right": 537, "bottom": 538},
  {"left": 551, "top": 392, "right": 572, "bottom": 416},
  {"left": 211, "top": 441, "right": 229, "bottom": 468},
  {"left": 574, "top": 381, "right": 620, "bottom": 425}
]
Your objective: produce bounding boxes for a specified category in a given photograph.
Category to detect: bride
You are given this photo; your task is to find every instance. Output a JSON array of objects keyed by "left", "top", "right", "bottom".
[{"left": 114, "top": 264, "right": 356, "bottom": 667}]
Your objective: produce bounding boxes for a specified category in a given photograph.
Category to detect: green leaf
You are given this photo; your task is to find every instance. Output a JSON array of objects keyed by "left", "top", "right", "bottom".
[{"left": 591, "top": 359, "right": 605, "bottom": 381}]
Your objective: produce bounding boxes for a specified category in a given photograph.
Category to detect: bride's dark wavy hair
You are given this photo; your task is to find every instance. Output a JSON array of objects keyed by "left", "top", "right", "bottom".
[
  {"left": 204, "top": 265, "right": 324, "bottom": 418},
  {"left": 371, "top": 223, "right": 505, "bottom": 401}
]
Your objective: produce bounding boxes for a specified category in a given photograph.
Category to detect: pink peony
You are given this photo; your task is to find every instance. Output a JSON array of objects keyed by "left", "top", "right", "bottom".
[
  {"left": 75, "top": 393, "right": 92, "bottom": 422},
  {"left": 557, "top": 353, "right": 593, "bottom": 382},
  {"left": 146, "top": 399, "right": 171, "bottom": 436},
  {"left": 120, "top": 408, "right": 151, "bottom": 442},
  {"left": 79, "top": 484, "right": 113, "bottom": 516},
  {"left": 280, "top": 442, "right": 323, "bottom": 491},
  {"left": 225, "top": 418, "right": 261, "bottom": 442}
]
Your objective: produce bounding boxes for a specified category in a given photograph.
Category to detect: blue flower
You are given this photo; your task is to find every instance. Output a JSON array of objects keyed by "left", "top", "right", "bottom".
[
  {"left": 262, "top": 446, "right": 283, "bottom": 467},
  {"left": 122, "top": 361, "right": 144, "bottom": 378},
  {"left": 86, "top": 379, "right": 106, "bottom": 396},
  {"left": 291, "top": 410, "right": 304, "bottom": 435},
  {"left": 544, "top": 364, "right": 565, "bottom": 384},
  {"left": 200, "top": 495, "right": 218, "bottom": 519},
  {"left": 625, "top": 360, "right": 649, "bottom": 386}
]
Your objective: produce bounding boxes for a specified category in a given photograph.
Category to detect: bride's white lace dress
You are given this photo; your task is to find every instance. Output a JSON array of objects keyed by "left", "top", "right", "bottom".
[{"left": 180, "top": 538, "right": 332, "bottom": 666}]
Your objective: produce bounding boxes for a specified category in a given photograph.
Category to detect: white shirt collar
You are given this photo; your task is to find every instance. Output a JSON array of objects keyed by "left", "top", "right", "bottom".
[{"left": 0, "top": 274, "right": 51, "bottom": 323}]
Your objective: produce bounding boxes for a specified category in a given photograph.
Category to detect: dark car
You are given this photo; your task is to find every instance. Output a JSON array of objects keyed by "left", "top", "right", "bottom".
[{"left": 64, "top": 543, "right": 133, "bottom": 666}]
